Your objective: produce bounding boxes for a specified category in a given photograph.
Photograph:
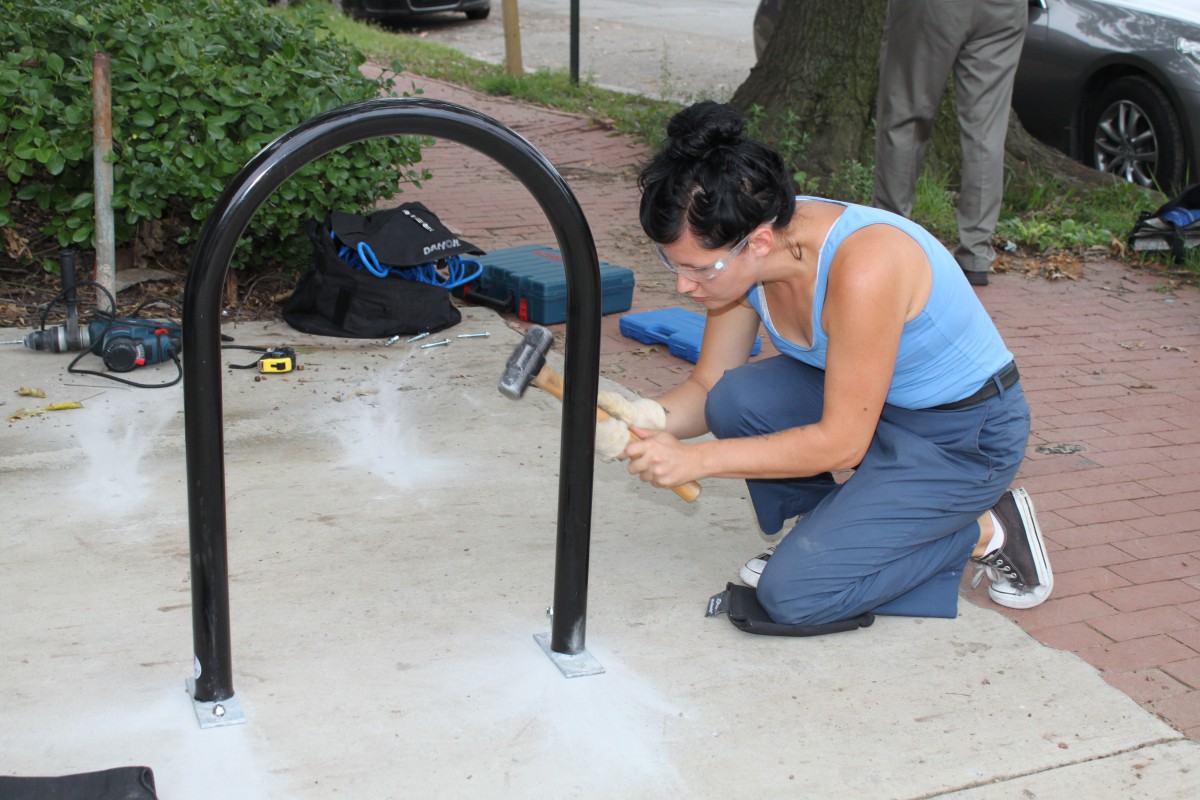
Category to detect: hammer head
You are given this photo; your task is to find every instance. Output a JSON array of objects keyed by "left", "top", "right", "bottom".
[{"left": 498, "top": 325, "right": 554, "bottom": 400}]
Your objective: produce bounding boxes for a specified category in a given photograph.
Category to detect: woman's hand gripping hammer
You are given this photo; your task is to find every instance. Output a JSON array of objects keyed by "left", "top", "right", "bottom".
[{"left": 498, "top": 326, "right": 701, "bottom": 503}]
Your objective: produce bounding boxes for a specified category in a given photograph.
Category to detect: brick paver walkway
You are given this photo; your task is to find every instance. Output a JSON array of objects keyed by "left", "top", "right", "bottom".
[{"left": 400, "top": 74, "right": 1200, "bottom": 740}]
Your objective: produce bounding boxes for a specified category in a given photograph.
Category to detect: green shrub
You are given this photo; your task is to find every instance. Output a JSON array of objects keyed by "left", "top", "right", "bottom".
[{"left": 0, "top": 0, "right": 428, "bottom": 272}]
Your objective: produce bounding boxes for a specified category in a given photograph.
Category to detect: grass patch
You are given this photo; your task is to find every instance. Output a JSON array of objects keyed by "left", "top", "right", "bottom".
[
  {"left": 997, "top": 175, "right": 1199, "bottom": 279},
  {"left": 912, "top": 172, "right": 958, "bottom": 242},
  {"left": 998, "top": 175, "right": 1147, "bottom": 250}
]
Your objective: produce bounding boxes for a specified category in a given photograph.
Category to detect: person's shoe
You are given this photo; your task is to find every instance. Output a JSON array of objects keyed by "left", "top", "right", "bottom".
[
  {"left": 970, "top": 488, "right": 1053, "bottom": 609},
  {"left": 739, "top": 547, "right": 775, "bottom": 588},
  {"left": 963, "top": 269, "right": 989, "bottom": 286}
]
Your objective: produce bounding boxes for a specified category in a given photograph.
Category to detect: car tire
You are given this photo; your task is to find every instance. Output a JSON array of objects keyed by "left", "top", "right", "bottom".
[
  {"left": 466, "top": 7, "right": 490, "bottom": 20},
  {"left": 1085, "top": 75, "right": 1185, "bottom": 192}
]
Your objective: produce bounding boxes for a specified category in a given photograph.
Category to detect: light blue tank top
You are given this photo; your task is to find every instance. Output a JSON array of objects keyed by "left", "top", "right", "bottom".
[{"left": 747, "top": 198, "right": 1013, "bottom": 409}]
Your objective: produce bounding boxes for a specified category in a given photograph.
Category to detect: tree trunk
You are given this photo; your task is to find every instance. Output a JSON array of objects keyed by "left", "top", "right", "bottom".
[
  {"left": 731, "top": 0, "right": 1108, "bottom": 195},
  {"left": 732, "top": 0, "right": 887, "bottom": 177}
]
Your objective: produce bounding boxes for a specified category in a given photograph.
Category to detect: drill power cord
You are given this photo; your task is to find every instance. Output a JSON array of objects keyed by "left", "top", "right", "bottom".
[
  {"left": 33, "top": 276, "right": 117, "bottom": 334},
  {"left": 31, "top": 277, "right": 297, "bottom": 385},
  {"left": 65, "top": 294, "right": 185, "bottom": 389},
  {"left": 27, "top": 278, "right": 184, "bottom": 389}
]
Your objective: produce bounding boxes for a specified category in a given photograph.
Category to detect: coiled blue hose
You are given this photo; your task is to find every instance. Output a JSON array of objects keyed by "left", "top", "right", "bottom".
[{"left": 332, "top": 232, "right": 483, "bottom": 289}]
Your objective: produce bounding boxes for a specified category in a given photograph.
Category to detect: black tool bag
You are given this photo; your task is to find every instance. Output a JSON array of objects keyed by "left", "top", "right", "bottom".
[
  {"left": 326, "top": 202, "right": 483, "bottom": 268},
  {"left": 1128, "top": 182, "right": 1200, "bottom": 264},
  {"left": 281, "top": 203, "right": 481, "bottom": 339}
]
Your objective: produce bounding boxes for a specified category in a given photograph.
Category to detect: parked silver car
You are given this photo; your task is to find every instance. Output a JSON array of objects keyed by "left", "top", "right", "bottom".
[
  {"left": 754, "top": 0, "right": 1200, "bottom": 192},
  {"left": 338, "top": 0, "right": 491, "bottom": 23}
]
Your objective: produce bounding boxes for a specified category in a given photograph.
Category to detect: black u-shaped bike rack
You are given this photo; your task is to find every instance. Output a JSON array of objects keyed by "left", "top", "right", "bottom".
[{"left": 182, "top": 98, "right": 604, "bottom": 727}]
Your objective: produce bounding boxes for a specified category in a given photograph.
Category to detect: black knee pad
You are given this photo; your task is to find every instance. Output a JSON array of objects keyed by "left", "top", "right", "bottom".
[{"left": 706, "top": 583, "right": 874, "bottom": 636}]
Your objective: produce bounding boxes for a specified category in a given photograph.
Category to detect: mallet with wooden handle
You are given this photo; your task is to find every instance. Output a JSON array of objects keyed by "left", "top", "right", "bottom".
[{"left": 498, "top": 326, "right": 702, "bottom": 503}]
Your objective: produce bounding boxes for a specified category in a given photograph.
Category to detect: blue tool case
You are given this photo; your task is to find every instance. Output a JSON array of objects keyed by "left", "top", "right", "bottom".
[
  {"left": 619, "top": 307, "right": 762, "bottom": 364},
  {"left": 458, "top": 244, "right": 635, "bottom": 325}
]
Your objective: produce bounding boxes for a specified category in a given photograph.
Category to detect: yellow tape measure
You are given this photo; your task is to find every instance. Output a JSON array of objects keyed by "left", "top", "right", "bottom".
[{"left": 259, "top": 347, "right": 296, "bottom": 374}]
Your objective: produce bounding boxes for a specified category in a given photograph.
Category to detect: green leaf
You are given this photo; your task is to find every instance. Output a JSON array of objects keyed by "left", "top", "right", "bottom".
[{"left": 132, "top": 110, "right": 155, "bottom": 127}]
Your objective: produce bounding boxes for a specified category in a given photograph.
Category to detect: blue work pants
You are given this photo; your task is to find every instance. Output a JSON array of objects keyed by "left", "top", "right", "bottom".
[{"left": 705, "top": 357, "right": 1030, "bottom": 625}]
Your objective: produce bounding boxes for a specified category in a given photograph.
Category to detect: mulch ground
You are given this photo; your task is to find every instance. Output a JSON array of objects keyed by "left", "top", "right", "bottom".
[{"left": 0, "top": 255, "right": 290, "bottom": 333}]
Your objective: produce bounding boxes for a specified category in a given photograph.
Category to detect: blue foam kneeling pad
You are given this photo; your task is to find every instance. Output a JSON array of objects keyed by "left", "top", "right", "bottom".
[{"left": 619, "top": 308, "right": 762, "bottom": 364}]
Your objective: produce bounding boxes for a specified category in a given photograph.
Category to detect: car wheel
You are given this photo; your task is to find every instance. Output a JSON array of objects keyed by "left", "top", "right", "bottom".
[
  {"left": 466, "top": 7, "right": 490, "bottom": 20},
  {"left": 1086, "top": 75, "right": 1185, "bottom": 192}
]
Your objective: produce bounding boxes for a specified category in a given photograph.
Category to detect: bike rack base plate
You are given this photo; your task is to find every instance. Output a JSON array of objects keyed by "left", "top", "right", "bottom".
[
  {"left": 534, "top": 632, "right": 605, "bottom": 678},
  {"left": 186, "top": 678, "right": 246, "bottom": 729}
]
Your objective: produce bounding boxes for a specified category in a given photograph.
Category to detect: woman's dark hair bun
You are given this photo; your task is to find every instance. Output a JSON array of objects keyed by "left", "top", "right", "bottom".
[
  {"left": 639, "top": 100, "right": 794, "bottom": 247},
  {"left": 664, "top": 101, "right": 746, "bottom": 162}
]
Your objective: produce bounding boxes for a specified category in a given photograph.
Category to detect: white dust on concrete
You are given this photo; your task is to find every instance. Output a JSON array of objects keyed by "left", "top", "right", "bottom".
[
  {"left": 323, "top": 373, "right": 458, "bottom": 491},
  {"left": 71, "top": 392, "right": 183, "bottom": 523},
  {"left": 394, "top": 632, "right": 691, "bottom": 794},
  {"left": 5, "top": 683, "right": 279, "bottom": 800}
]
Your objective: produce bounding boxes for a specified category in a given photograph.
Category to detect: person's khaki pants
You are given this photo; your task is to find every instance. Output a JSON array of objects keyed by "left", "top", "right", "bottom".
[{"left": 872, "top": 0, "right": 1028, "bottom": 275}]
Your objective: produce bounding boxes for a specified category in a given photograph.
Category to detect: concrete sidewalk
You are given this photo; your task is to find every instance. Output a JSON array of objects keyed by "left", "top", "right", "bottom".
[
  {"left": 2, "top": 77, "right": 1199, "bottom": 798},
  {"left": 2, "top": 313, "right": 1198, "bottom": 799}
]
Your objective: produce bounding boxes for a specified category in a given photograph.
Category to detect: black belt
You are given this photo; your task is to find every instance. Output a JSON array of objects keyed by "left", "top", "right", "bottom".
[{"left": 931, "top": 362, "right": 1019, "bottom": 411}]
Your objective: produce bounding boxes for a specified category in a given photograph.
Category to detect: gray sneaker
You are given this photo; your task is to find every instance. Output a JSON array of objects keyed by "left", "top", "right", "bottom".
[{"left": 970, "top": 488, "right": 1053, "bottom": 609}]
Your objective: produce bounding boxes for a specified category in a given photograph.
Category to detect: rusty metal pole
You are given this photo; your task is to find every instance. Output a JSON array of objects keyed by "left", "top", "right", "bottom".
[
  {"left": 92, "top": 52, "right": 116, "bottom": 298},
  {"left": 502, "top": 0, "right": 524, "bottom": 76}
]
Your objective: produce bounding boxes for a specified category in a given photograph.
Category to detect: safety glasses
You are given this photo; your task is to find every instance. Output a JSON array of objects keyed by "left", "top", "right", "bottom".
[{"left": 653, "top": 219, "right": 773, "bottom": 282}]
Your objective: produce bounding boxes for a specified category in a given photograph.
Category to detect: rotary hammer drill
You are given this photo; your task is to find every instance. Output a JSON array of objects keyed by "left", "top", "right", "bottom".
[{"left": 18, "top": 317, "right": 182, "bottom": 372}]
